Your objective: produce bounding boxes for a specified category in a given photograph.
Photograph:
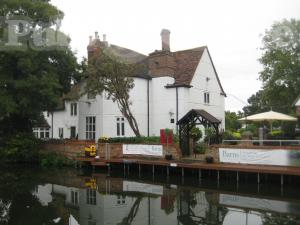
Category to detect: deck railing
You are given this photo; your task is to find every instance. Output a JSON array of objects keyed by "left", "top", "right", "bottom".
[{"left": 222, "top": 139, "right": 300, "bottom": 146}]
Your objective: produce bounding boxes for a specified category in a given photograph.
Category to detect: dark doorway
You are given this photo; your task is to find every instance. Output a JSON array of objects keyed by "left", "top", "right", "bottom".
[
  {"left": 70, "top": 126, "right": 76, "bottom": 139},
  {"left": 177, "top": 109, "right": 221, "bottom": 156}
]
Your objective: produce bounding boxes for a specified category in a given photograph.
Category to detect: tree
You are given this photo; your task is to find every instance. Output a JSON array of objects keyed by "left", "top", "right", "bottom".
[
  {"left": 225, "top": 111, "right": 242, "bottom": 131},
  {"left": 243, "top": 90, "right": 269, "bottom": 116},
  {"left": 0, "top": 0, "right": 81, "bottom": 136},
  {"left": 86, "top": 52, "right": 142, "bottom": 137},
  {"left": 258, "top": 19, "right": 300, "bottom": 113}
]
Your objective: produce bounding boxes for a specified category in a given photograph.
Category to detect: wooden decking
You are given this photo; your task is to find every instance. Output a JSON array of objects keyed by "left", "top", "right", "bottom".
[{"left": 76, "top": 157, "right": 300, "bottom": 176}]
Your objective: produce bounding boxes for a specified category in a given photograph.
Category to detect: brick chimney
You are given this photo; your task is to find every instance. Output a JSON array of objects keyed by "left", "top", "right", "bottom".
[{"left": 161, "top": 29, "right": 170, "bottom": 51}]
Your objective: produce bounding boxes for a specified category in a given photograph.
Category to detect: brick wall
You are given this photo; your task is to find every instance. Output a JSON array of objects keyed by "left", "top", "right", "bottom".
[
  {"left": 97, "top": 143, "right": 181, "bottom": 160},
  {"left": 41, "top": 140, "right": 95, "bottom": 159},
  {"left": 41, "top": 140, "right": 182, "bottom": 160}
]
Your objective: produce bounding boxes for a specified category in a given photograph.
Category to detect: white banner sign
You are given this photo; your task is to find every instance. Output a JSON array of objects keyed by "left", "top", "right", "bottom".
[
  {"left": 123, "top": 181, "right": 163, "bottom": 195},
  {"left": 219, "top": 194, "right": 299, "bottom": 214},
  {"left": 219, "top": 148, "right": 292, "bottom": 166},
  {"left": 123, "top": 144, "right": 163, "bottom": 156}
]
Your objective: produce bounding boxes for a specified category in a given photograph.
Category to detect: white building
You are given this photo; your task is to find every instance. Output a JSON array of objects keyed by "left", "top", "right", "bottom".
[{"left": 36, "top": 29, "right": 226, "bottom": 140}]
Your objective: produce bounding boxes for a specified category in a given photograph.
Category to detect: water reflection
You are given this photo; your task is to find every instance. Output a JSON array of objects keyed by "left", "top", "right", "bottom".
[{"left": 0, "top": 168, "right": 300, "bottom": 225}]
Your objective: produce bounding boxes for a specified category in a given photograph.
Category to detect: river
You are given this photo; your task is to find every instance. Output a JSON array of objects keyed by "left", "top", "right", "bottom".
[{"left": 0, "top": 166, "right": 299, "bottom": 225}]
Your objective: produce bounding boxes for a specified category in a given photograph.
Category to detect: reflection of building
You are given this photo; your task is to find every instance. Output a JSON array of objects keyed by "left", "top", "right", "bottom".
[
  {"left": 295, "top": 95, "right": 300, "bottom": 128},
  {"left": 32, "top": 178, "right": 300, "bottom": 225}
]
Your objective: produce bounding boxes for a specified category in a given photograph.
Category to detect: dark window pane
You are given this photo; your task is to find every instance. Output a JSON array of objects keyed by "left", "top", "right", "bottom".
[
  {"left": 121, "top": 123, "right": 125, "bottom": 136},
  {"left": 117, "top": 123, "right": 120, "bottom": 136}
]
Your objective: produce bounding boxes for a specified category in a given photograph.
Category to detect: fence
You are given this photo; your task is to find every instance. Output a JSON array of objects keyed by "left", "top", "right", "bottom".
[{"left": 222, "top": 139, "right": 300, "bottom": 146}]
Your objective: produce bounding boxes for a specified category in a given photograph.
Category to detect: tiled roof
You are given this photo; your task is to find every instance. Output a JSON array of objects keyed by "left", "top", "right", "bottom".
[
  {"left": 177, "top": 109, "right": 221, "bottom": 125},
  {"left": 105, "top": 44, "right": 147, "bottom": 64},
  {"left": 173, "top": 47, "right": 206, "bottom": 85}
]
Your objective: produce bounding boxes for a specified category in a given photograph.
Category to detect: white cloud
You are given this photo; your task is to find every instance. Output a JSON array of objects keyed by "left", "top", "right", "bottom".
[{"left": 51, "top": 0, "right": 300, "bottom": 112}]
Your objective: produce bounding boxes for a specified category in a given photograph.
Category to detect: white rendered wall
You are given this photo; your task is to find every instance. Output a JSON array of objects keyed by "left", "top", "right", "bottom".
[
  {"left": 187, "top": 48, "right": 225, "bottom": 129},
  {"left": 78, "top": 94, "right": 103, "bottom": 140},
  {"left": 44, "top": 101, "right": 78, "bottom": 139},
  {"left": 101, "top": 78, "right": 148, "bottom": 138},
  {"left": 47, "top": 48, "right": 226, "bottom": 140},
  {"left": 150, "top": 76, "right": 177, "bottom": 136}
]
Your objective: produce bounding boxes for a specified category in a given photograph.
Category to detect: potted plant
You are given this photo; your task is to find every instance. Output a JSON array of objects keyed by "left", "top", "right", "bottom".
[{"left": 205, "top": 156, "right": 214, "bottom": 163}]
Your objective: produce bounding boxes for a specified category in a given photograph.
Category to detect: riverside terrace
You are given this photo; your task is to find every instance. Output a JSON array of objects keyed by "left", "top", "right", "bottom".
[{"left": 73, "top": 142, "right": 300, "bottom": 189}]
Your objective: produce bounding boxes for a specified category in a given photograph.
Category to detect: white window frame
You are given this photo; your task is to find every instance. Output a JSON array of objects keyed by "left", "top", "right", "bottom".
[
  {"left": 86, "top": 116, "right": 96, "bottom": 140},
  {"left": 59, "top": 128, "right": 64, "bottom": 139},
  {"left": 33, "top": 127, "right": 50, "bottom": 139},
  {"left": 116, "top": 117, "right": 125, "bottom": 137},
  {"left": 86, "top": 189, "right": 96, "bottom": 205},
  {"left": 70, "top": 103, "right": 77, "bottom": 116},
  {"left": 71, "top": 190, "right": 78, "bottom": 205},
  {"left": 204, "top": 92, "right": 210, "bottom": 104}
]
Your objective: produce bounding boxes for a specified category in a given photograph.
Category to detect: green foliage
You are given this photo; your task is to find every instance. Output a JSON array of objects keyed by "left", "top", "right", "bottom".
[
  {"left": 98, "top": 136, "right": 161, "bottom": 144},
  {"left": 173, "top": 133, "right": 179, "bottom": 144},
  {"left": 0, "top": 0, "right": 83, "bottom": 137},
  {"left": 0, "top": 133, "right": 40, "bottom": 162},
  {"left": 225, "top": 111, "right": 242, "bottom": 131},
  {"left": 190, "top": 127, "right": 203, "bottom": 141},
  {"left": 87, "top": 52, "right": 144, "bottom": 136},
  {"left": 222, "top": 130, "right": 241, "bottom": 145},
  {"left": 243, "top": 90, "right": 269, "bottom": 116},
  {"left": 281, "top": 122, "right": 296, "bottom": 139},
  {"left": 244, "top": 19, "right": 300, "bottom": 115},
  {"left": 232, "top": 132, "right": 241, "bottom": 139},
  {"left": 194, "top": 142, "right": 206, "bottom": 154},
  {"left": 39, "top": 152, "right": 75, "bottom": 168},
  {"left": 267, "top": 130, "right": 284, "bottom": 140}
]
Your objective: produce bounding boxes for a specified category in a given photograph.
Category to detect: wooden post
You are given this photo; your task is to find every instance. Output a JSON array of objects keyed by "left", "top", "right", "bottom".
[
  {"left": 281, "top": 174, "right": 284, "bottom": 196},
  {"left": 198, "top": 169, "right": 202, "bottom": 185},
  {"left": 139, "top": 164, "right": 141, "bottom": 178},
  {"left": 152, "top": 165, "right": 155, "bottom": 181},
  {"left": 123, "top": 163, "right": 126, "bottom": 176},
  {"left": 217, "top": 170, "right": 220, "bottom": 188}
]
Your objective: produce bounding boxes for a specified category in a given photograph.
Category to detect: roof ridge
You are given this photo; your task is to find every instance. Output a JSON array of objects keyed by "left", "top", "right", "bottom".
[{"left": 173, "top": 46, "right": 207, "bottom": 53}]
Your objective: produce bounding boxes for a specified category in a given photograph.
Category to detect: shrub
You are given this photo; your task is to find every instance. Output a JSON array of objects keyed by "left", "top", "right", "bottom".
[
  {"left": 99, "top": 136, "right": 161, "bottom": 144},
  {"left": 190, "top": 127, "right": 203, "bottom": 142},
  {"left": 194, "top": 142, "right": 206, "bottom": 154},
  {"left": 232, "top": 132, "right": 241, "bottom": 139},
  {"left": 222, "top": 130, "right": 241, "bottom": 145},
  {"left": 40, "top": 152, "right": 75, "bottom": 168},
  {"left": 0, "top": 132, "right": 40, "bottom": 163},
  {"left": 267, "top": 130, "right": 284, "bottom": 140}
]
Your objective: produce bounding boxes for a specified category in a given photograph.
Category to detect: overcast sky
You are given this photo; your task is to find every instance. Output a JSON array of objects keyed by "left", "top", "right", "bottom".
[{"left": 51, "top": 0, "right": 300, "bottom": 112}]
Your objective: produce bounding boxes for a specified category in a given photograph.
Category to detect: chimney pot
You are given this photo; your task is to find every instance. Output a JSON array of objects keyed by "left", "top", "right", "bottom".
[
  {"left": 95, "top": 31, "right": 99, "bottom": 39},
  {"left": 89, "top": 36, "right": 92, "bottom": 44},
  {"left": 161, "top": 29, "right": 170, "bottom": 51}
]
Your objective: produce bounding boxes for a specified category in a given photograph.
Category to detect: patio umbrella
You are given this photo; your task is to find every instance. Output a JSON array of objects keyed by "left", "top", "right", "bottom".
[{"left": 238, "top": 110, "right": 297, "bottom": 131}]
